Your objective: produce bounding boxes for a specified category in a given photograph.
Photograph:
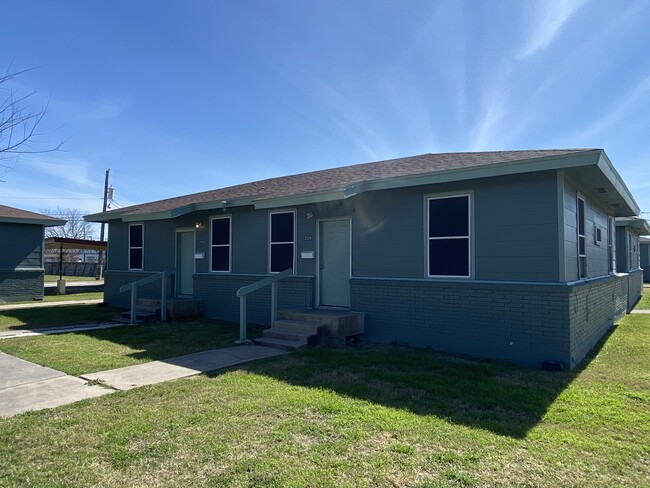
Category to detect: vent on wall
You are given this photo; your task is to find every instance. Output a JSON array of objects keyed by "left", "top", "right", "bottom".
[{"left": 594, "top": 187, "right": 608, "bottom": 194}]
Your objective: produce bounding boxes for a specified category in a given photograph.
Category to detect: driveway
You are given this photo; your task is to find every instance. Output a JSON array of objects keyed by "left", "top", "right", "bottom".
[{"left": 0, "top": 352, "right": 112, "bottom": 418}]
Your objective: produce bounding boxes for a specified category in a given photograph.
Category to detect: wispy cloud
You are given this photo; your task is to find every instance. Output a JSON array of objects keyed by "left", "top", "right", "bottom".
[
  {"left": 18, "top": 155, "right": 101, "bottom": 189},
  {"left": 52, "top": 93, "right": 132, "bottom": 121},
  {"left": 518, "top": 0, "right": 589, "bottom": 59},
  {"left": 573, "top": 74, "right": 650, "bottom": 143}
]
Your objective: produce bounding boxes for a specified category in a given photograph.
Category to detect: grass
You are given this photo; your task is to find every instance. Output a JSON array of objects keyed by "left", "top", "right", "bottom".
[
  {"left": 0, "top": 320, "right": 263, "bottom": 375},
  {"left": 44, "top": 275, "right": 100, "bottom": 282},
  {"left": 1, "top": 313, "right": 648, "bottom": 486},
  {"left": 0, "top": 302, "right": 118, "bottom": 331},
  {"left": 634, "top": 286, "right": 650, "bottom": 309}
]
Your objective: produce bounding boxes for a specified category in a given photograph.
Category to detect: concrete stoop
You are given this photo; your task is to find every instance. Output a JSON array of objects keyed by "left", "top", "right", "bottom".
[{"left": 254, "top": 308, "right": 365, "bottom": 350}]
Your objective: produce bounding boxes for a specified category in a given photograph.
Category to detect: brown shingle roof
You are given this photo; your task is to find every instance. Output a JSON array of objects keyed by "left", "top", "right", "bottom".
[
  {"left": 0, "top": 204, "right": 64, "bottom": 224},
  {"left": 95, "top": 149, "right": 594, "bottom": 219}
]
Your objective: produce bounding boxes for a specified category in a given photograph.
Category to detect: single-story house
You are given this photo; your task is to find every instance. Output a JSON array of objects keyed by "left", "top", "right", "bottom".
[
  {"left": 638, "top": 236, "right": 650, "bottom": 282},
  {"left": 0, "top": 204, "right": 66, "bottom": 302},
  {"left": 86, "top": 148, "right": 644, "bottom": 369}
]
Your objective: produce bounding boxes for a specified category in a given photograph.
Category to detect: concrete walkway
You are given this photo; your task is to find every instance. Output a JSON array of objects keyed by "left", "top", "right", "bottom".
[
  {"left": 0, "top": 352, "right": 111, "bottom": 418},
  {"left": 82, "top": 345, "right": 287, "bottom": 390},
  {"left": 0, "top": 298, "right": 103, "bottom": 311},
  {"left": 630, "top": 309, "right": 650, "bottom": 314},
  {"left": 0, "top": 345, "right": 287, "bottom": 418}
]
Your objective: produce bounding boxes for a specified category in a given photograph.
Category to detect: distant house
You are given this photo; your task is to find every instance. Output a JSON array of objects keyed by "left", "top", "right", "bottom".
[
  {"left": 0, "top": 205, "right": 65, "bottom": 302},
  {"left": 86, "top": 149, "right": 644, "bottom": 369}
]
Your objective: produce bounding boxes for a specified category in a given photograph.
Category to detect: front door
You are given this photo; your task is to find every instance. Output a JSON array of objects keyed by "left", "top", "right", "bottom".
[
  {"left": 319, "top": 219, "right": 351, "bottom": 307},
  {"left": 176, "top": 230, "right": 195, "bottom": 296}
]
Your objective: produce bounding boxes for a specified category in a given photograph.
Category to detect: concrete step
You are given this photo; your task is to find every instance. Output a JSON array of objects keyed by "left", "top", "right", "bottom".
[
  {"left": 119, "top": 310, "right": 158, "bottom": 323},
  {"left": 253, "top": 336, "right": 307, "bottom": 351},
  {"left": 271, "top": 319, "right": 324, "bottom": 335},
  {"left": 137, "top": 298, "right": 161, "bottom": 307},
  {"left": 112, "top": 316, "right": 142, "bottom": 324},
  {"left": 263, "top": 327, "right": 314, "bottom": 342}
]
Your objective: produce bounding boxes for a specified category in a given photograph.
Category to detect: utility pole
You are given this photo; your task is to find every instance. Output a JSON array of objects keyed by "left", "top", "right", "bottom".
[{"left": 97, "top": 168, "right": 110, "bottom": 279}]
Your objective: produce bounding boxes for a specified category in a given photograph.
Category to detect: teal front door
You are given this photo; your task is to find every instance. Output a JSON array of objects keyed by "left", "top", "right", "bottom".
[
  {"left": 176, "top": 230, "right": 195, "bottom": 296},
  {"left": 319, "top": 219, "right": 351, "bottom": 307}
]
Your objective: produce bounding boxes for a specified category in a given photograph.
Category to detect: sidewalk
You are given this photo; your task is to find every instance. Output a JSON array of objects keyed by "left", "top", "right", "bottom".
[
  {"left": 0, "top": 345, "right": 287, "bottom": 418},
  {"left": 0, "top": 299, "right": 103, "bottom": 311},
  {"left": 0, "top": 320, "right": 128, "bottom": 340}
]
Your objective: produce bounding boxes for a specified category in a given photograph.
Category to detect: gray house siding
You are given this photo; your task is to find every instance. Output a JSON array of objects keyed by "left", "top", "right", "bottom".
[
  {"left": 0, "top": 222, "right": 45, "bottom": 302},
  {"left": 641, "top": 242, "right": 650, "bottom": 282},
  {"left": 101, "top": 167, "right": 640, "bottom": 369},
  {"left": 563, "top": 176, "right": 612, "bottom": 281}
]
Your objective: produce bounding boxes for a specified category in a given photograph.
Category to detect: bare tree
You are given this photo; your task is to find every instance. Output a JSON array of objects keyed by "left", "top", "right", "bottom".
[
  {"left": 1, "top": 65, "right": 63, "bottom": 180},
  {"left": 43, "top": 207, "right": 95, "bottom": 262}
]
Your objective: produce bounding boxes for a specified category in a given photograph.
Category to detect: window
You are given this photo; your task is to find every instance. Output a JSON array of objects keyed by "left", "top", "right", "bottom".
[
  {"left": 211, "top": 216, "right": 231, "bottom": 272},
  {"left": 427, "top": 194, "right": 470, "bottom": 277},
  {"left": 594, "top": 225, "right": 602, "bottom": 246},
  {"left": 270, "top": 211, "right": 295, "bottom": 273},
  {"left": 129, "top": 224, "right": 144, "bottom": 270},
  {"left": 577, "top": 196, "right": 586, "bottom": 278}
]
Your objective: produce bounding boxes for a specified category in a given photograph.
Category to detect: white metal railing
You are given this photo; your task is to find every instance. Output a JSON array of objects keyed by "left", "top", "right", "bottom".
[
  {"left": 119, "top": 271, "right": 168, "bottom": 324},
  {"left": 235, "top": 268, "right": 293, "bottom": 342}
]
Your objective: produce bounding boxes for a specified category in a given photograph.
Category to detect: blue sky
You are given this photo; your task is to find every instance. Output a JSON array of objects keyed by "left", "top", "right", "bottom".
[{"left": 1, "top": 0, "right": 649, "bottom": 226}]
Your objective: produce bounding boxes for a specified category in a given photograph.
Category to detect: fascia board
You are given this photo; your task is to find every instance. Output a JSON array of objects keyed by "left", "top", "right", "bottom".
[
  {"left": 0, "top": 217, "right": 66, "bottom": 226},
  {"left": 193, "top": 197, "right": 256, "bottom": 211},
  {"left": 253, "top": 189, "right": 348, "bottom": 209},
  {"left": 252, "top": 150, "right": 601, "bottom": 208},
  {"left": 596, "top": 152, "right": 640, "bottom": 216}
]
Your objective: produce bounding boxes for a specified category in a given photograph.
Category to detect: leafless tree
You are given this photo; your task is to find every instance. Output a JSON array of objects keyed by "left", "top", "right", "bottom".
[
  {"left": 43, "top": 207, "right": 95, "bottom": 261},
  {"left": 1, "top": 65, "right": 63, "bottom": 180}
]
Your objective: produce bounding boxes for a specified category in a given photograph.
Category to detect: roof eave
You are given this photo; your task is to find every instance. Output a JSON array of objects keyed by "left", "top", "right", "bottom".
[{"left": 1, "top": 217, "right": 66, "bottom": 226}]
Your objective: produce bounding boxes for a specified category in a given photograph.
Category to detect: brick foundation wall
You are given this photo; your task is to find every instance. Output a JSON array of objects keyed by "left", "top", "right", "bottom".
[
  {"left": 351, "top": 273, "right": 640, "bottom": 370},
  {"left": 104, "top": 270, "right": 174, "bottom": 309},
  {"left": 0, "top": 269, "right": 44, "bottom": 302},
  {"left": 194, "top": 274, "right": 314, "bottom": 325}
]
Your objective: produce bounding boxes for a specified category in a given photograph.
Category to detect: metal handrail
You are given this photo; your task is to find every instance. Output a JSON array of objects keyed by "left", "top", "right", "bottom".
[
  {"left": 236, "top": 268, "right": 293, "bottom": 342},
  {"left": 119, "top": 271, "right": 168, "bottom": 324}
]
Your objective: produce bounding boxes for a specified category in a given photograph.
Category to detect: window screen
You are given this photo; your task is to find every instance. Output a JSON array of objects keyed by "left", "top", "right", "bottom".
[
  {"left": 428, "top": 195, "right": 470, "bottom": 277},
  {"left": 270, "top": 211, "right": 294, "bottom": 272},
  {"left": 129, "top": 224, "right": 144, "bottom": 270},
  {"left": 211, "top": 216, "right": 231, "bottom": 272}
]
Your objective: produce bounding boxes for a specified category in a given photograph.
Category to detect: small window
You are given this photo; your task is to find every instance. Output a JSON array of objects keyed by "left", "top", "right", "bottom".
[
  {"left": 270, "top": 211, "right": 294, "bottom": 273},
  {"left": 427, "top": 194, "right": 470, "bottom": 277},
  {"left": 211, "top": 216, "right": 231, "bottom": 272},
  {"left": 594, "top": 225, "right": 602, "bottom": 246},
  {"left": 577, "top": 196, "right": 586, "bottom": 278},
  {"left": 129, "top": 224, "right": 144, "bottom": 270}
]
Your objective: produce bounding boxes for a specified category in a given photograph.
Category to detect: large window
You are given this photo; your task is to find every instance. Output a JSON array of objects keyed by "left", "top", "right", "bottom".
[
  {"left": 427, "top": 194, "right": 470, "bottom": 277},
  {"left": 211, "top": 216, "right": 231, "bottom": 272},
  {"left": 129, "top": 223, "right": 144, "bottom": 270},
  {"left": 577, "top": 196, "right": 586, "bottom": 278},
  {"left": 270, "top": 211, "right": 295, "bottom": 273}
]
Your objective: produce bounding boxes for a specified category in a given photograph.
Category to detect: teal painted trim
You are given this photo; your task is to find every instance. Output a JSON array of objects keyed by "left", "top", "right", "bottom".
[
  {"left": 194, "top": 272, "right": 315, "bottom": 278},
  {"left": 253, "top": 189, "right": 348, "bottom": 209},
  {"left": 253, "top": 150, "right": 601, "bottom": 209},
  {"left": 0, "top": 217, "right": 65, "bottom": 226},
  {"left": 596, "top": 152, "right": 640, "bottom": 216},
  {"left": 350, "top": 276, "right": 570, "bottom": 286},
  {"left": 557, "top": 171, "right": 566, "bottom": 282}
]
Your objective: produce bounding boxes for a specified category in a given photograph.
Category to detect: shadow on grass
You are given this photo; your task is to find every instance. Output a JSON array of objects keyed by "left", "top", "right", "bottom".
[
  {"left": 213, "top": 327, "right": 616, "bottom": 440},
  {"left": 0, "top": 304, "right": 121, "bottom": 331}
]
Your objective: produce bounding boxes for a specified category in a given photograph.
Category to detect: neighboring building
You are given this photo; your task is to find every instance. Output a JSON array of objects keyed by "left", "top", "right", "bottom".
[
  {"left": 86, "top": 149, "right": 644, "bottom": 369},
  {"left": 0, "top": 205, "right": 65, "bottom": 302},
  {"left": 638, "top": 236, "right": 650, "bottom": 283}
]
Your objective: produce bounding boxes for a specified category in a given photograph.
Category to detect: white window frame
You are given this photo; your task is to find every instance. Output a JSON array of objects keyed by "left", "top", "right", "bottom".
[
  {"left": 128, "top": 223, "right": 144, "bottom": 271},
  {"left": 577, "top": 194, "right": 586, "bottom": 278},
  {"left": 268, "top": 209, "right": 296, "bottom": 274},
  {"left": 210, "top": 215, "right": 232, "bottom": 273},
  {"left": 426, "top": 193, "right": 472, "bottom": 279}
]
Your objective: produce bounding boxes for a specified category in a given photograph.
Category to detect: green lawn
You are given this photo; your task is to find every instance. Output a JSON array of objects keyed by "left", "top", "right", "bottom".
[
  {"left": 0, "top": 320, "right": 263, "bottom": 375},
  {"left": 635, "top": 286, "right": 650, "bottom": 309},
  {"left": 1, "top": 313, "right": 648, "bottom": 486},
  {"left": 44, "top": 275, "right": 100, "bottom": 282},
  {"left": 0, "top": 303, "right": 119, "bottom": 332}
]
